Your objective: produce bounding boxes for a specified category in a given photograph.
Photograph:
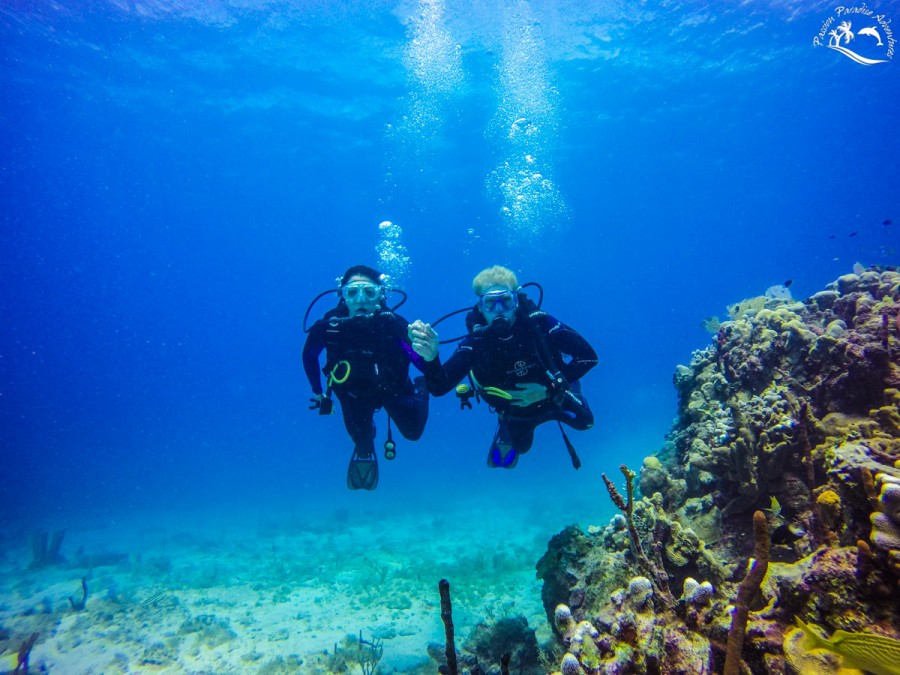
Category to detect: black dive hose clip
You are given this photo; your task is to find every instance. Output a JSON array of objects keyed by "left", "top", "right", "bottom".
[{"left": 455, "top": 383, "right": 474, "bottom": 410}]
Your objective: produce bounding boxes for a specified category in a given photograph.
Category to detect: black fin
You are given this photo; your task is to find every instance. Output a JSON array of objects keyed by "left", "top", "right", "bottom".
[{"left": 347, "top": 452, "right": 379, "bottom": 490}]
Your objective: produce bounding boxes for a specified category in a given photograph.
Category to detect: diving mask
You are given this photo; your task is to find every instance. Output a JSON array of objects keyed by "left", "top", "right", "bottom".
[
  {"left": 342, "top": 282, "right": 382, "bottom": 302},
  {"left": 479, "top": 289, "right": 518, "bottom": 314}
]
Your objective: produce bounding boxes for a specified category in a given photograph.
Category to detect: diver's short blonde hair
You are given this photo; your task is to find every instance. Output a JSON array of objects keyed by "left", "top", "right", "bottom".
[{"left": 472, "top": 266, "right": 519, "bottom": 296}]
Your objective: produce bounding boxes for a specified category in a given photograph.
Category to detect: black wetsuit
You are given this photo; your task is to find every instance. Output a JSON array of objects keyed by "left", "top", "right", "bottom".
[
  {"left": 422, "top": 307, "right": 597, "bottom": 453},
  {"left": 303, "top": 306, "right": 428, "bottom": 456}
]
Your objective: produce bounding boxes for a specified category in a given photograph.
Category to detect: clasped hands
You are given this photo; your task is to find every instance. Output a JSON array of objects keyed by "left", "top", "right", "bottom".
[
  {"left": 407, "top": 320, "right": 548, "bottom": 407},
  {"left": 408, "top": 320, "right": 439, "bottom": 361}
]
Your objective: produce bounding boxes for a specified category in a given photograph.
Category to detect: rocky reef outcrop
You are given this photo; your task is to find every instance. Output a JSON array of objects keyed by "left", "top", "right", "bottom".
[{"left": 537, "top": 267, "right": 900, "bottom": 673}]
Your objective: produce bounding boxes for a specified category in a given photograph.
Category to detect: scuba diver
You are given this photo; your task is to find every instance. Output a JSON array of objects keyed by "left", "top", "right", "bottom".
[
  {"left": 408, "top": 265, "right": 596, "bottom": 469},
  {"left": 303, "top": 265, "right": 429, "bottom": 490}
]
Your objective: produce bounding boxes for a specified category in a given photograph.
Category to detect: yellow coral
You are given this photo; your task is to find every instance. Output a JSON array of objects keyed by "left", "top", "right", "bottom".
[
  {"left": 870, "top": 391, "right": 900, "bottom": 436},
  {"left": 643, "top": 456, "right": 662, "bottom": 470},
  {"left": 817, "top": 490, "right": 841, "bottom": 509},
  {"left": 784, "top": 319, "right": 818, "bottom": 342},
  {"left": 728, "top": 296, "right": 769, "bottom": 321},
  {"left": 570, "top": 621, "right": 601, "bottom": 670},
  {"left": 666, "top": 522, "right": 703, "bottom": 568},
  {"left": 817, "top": 489, "right": 842, "bottom": 539},
  {"left": 665, "top": 542, "right": 688, "bottom": 567}
]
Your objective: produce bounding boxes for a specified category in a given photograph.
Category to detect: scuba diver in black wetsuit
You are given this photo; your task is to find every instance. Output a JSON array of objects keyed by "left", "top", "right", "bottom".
[
  {"left": 408, "top": 265, "right": 597, "bottom": 469},
  {"left": 302, "top": 265, "right": 429, "bottom": 490}
]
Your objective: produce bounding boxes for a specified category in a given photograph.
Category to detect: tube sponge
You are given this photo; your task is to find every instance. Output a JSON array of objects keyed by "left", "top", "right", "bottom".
[
  {"left": 554, "top": 604, "right": 577, "bottom": 645},
  {"left": 878, "top": 475, "right": 900, "bottom": 521},
  {"left": 871, "top": 513, "right": 900, "bottom": 550},
  {"left": 870, "top": 473, "right": 900, "bottom": 551},
  {"left": 560, "top": 653, "right": 585, "bottom": 675}
]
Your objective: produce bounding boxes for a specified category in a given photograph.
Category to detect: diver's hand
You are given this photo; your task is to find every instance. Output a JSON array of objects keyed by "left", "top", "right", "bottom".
[
  {"left": 508, "top": 382, "right": 549, "bottom": 407},
  {"left": 310, "top": 392, "right": 335, "bottom": 415},
  {"left": 408, "top": 320, "right": 439, "bottom": 361}
]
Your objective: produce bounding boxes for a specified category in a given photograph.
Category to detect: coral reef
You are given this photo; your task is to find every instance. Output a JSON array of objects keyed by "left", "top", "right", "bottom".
[
  {"left": 68, "top": 576, "right": 88, "bottom": 612},
  {"left": 355, "top": 631, "right": 384, "bottom": 675},
  {"left": 16, "top": 632, "right": 39, "bottom": 673},
  {"left": 724, "top": 510, "right": 769, "bottom": 675},
  {"left": 537, "top": 267, "right": 900, "bottom": 673},
  {"left": 430, "top": 577, "right": 544, "bottom": 674},
  {"left": 439, "top": 578, "right": 459, "bottom": 675},
  {"left": 460, "top": 616, "right": 540, "bottom": 673},
  {"left": 177, "top": 613, "right": 237, "bottom": 648}
]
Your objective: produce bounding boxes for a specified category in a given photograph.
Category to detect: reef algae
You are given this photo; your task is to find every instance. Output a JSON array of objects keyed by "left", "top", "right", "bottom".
[{"left": 537, "top": 267, "right": 900, "bottom": 674}]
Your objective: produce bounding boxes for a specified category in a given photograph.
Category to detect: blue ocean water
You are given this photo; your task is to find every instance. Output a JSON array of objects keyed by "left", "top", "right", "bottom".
[{"left": 2, "top": 0, "right": 898, "bottom": 539}]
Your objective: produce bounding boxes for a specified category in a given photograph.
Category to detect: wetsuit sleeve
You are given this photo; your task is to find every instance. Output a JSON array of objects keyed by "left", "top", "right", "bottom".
[
  {"left": 393, "top": 313, "right": 428, "bottom": 373},
  {"left": 302, "top": 321, "right": 327, "bottom": 395},
  {"left": 545, "top": 316, "right": 598, "bottom": 383},
  {"left": 404, "top": 341, "right": 428, "bottom": 373},
  {"left": 421, "top": 344, "right": 474, "bottom": 396}
]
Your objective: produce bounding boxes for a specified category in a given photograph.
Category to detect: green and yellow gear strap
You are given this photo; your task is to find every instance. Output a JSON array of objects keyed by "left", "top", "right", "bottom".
[
  {"left": 328, "top": 360, "right": 351, "bottom": 387},
  {"left": 469, "top": 371, "right": 513, "bottom": 400}
]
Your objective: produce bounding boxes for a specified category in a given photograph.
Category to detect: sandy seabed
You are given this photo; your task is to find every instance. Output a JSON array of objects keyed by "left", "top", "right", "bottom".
[{"left": 0, "top": 486, "right": 601, "bottom": 674}]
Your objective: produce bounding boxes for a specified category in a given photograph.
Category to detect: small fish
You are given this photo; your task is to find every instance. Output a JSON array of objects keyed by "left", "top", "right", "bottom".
[
  {"left": 784, "top": 279, "right": 793, "bottom": 287},
  {"left": 829, "top": 234, "right": 837, "bottom": 239},
  {"left": 849, "top": 231, "right": 858, "bottom": 237},
  {"left": 884, "top": 219, "right": 893, "bottom": 226},
  {"left": 796, "top": 618, "right": 900, "bottom": 675},
  {"left": 766, "top": 496, "right": 782, "bottom": 517}
]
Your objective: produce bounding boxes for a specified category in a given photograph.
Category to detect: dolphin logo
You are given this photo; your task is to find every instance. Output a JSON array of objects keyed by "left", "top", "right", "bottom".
[{"left": 858, "top": 27, "right": 884, "bottom": 46}]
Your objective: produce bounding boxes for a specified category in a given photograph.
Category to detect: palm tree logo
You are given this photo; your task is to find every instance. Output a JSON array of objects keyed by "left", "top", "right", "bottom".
[
  {"left": 822, "top": 18, "right": 888, "bottom": 66},
  {"left": 827, "top": 21, "right": 854, "bottom": 47}
]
